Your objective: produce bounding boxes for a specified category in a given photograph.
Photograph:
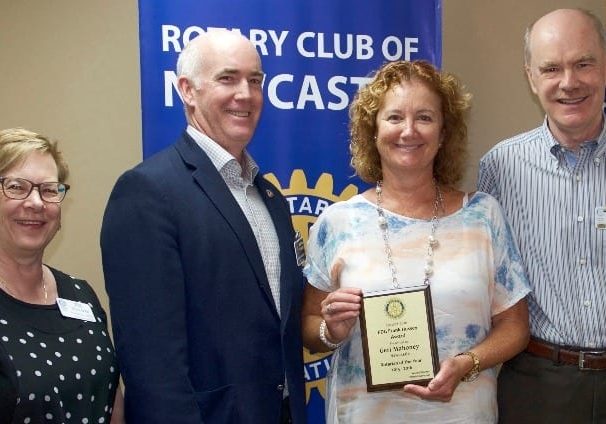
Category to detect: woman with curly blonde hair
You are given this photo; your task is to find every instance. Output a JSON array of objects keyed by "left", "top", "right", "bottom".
[
  {"left": 302, "top": 61, "right": 530, "bottom": 423},
  {"left": 350, "top": 60, "right": 469, "bottom": 186}
]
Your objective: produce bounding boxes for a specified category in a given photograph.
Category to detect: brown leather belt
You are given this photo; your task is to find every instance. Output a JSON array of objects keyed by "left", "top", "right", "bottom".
[{"left": 526, "top": 338, "right": 606, "bottom": 371}]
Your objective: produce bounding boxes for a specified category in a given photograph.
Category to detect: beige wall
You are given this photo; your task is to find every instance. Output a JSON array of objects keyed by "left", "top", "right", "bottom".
[
  {"left": 0, "top": 0, "right": 604, "bottom": 312},
  {"left": 0, "top": 1, "right": 141, "bottom": 309}
]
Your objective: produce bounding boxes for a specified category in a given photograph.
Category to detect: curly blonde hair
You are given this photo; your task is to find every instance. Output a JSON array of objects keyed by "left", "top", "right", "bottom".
[{"left": 349, "top": 60, "right": 471, "bottom": 185}]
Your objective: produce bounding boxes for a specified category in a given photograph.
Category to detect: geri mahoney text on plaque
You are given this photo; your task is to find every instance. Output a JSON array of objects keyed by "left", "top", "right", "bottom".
[{"left": 360, "top": 285, "right": 439, "bottom": 392}]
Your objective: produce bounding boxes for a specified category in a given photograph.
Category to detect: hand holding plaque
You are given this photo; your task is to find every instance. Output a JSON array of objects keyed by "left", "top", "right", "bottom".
[{"left": 359, "top": 285, "right": 439, "bottom": 391}]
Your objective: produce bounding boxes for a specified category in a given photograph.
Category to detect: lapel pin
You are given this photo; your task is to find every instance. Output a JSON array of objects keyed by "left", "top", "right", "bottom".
[{"left": 266, "top": 189, "right": 274, "bottom": 198}]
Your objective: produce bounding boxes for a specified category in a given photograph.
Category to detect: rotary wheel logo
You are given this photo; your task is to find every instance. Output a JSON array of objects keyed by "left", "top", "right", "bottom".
[
  {"left": 264, "top": 169, "right": 358, "bottom": 246},
  {"left": 385, "top": 298, "right": 405, "bottom": 319},
  {"left": 264, "top": 169, "right": 358, "bottom": 402}
]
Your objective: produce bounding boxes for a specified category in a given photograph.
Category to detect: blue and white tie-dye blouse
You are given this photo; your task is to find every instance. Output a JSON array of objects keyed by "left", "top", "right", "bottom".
[{"left": 304, "top": 192, "right": 530, "bottom": 424}]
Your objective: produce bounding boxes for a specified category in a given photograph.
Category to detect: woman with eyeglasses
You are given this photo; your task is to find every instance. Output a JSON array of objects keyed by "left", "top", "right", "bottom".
[{"left": 0, "top": 128, "right": 123, "bottom": 423}]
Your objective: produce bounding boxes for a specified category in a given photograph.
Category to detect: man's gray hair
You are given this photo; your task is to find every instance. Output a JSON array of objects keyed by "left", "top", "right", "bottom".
[{"left": 176, "top": 37, "right": 204, "bottom": 88}]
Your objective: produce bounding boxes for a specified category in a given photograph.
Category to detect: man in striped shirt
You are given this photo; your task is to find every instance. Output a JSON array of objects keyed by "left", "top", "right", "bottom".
[{"left": 478, "top": 8, "right": 606, "bottom": 423}]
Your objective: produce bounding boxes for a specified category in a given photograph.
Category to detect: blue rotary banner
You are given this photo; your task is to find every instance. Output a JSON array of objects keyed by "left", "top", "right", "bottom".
[{"left": 138, "top": 1, "right": 441, "bottom": 421}]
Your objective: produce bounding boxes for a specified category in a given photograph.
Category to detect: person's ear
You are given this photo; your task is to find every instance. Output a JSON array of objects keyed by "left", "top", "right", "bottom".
[
  {"left": 525, "top": 66, "right": 539, "bottom": 95},
  {"left": 178, "top": 77, "right": 197, "bottom": 106}
]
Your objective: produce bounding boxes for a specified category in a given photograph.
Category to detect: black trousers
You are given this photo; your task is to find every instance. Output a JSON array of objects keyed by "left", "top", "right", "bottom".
[{"left": 498, "top": 351, "right": 606, "bottom": 423}]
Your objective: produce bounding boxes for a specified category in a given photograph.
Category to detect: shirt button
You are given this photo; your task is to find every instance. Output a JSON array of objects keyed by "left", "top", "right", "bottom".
[
  {"left": 277, "top": 384, "right": 284, "bottom": 391},
  {"left": 595, "top": 158, "right": 601, "bottom": 165},
  {"left": 579, "top": 258, "right": 587, "bottom": 265},
  {"left": 576, "top": 175, "right": 581, "bottom": 182},
  {"left": 577, "top": 216, "right": 584, "bottom": 222},
  {"left": 583, "top": 300, "right": 591, "bottom": 307}
]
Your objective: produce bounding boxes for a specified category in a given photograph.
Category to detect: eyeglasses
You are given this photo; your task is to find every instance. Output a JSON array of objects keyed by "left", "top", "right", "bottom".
[{"left": 0, "top": 177, "right": 70, "bottom": 203}]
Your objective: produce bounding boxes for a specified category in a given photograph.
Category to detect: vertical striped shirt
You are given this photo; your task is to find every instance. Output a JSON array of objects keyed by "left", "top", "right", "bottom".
[{"left": 478, "top": 116, "right": 606, "bottom": 348}]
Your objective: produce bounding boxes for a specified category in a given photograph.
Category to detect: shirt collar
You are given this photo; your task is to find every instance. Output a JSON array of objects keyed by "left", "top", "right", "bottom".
[
  {"left": 542, "top": 111, "right": 606, "bottom": 159},
  {"left": 186, "top": 125, "right": 259, "bottom": 182}
]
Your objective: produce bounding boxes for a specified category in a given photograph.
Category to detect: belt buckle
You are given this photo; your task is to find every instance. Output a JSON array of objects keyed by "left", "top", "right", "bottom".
[{"left": 578, "top": 350, "right": 606, "bottom": 371}]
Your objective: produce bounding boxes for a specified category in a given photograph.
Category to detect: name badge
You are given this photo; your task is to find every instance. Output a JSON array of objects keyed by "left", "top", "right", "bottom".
[
  {"left": 56, "top": 298, "right": 96, "bottom": 322},
  {"left": 596, "top": 207, "right": 606, "bottom": 229},
  {"left": 294, "top": 231, "right": 306, "bottom": 267}
]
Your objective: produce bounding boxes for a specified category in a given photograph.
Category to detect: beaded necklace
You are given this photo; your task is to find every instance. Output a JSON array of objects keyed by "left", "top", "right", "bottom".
[{"left": 375, "top": 180, "right": 444, "bottom": 288}]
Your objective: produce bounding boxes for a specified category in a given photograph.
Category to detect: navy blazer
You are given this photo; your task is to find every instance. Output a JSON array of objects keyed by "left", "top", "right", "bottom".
[{"left": 101, "top": 133, "right": 306, "bottom": 423}]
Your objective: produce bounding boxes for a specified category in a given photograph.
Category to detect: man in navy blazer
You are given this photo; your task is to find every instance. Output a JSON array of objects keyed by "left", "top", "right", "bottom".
[{"left": 101, "top": 30, "right": 306, "bottom": 423}]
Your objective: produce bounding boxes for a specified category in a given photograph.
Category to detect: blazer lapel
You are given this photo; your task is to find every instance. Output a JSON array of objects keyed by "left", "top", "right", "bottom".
[{"left": 174, "top": 134, "right": 279, "bottom": 316}]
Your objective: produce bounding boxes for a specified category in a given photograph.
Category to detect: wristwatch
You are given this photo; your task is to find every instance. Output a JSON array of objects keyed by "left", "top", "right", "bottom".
[{"left": 457, "top": 351, "right": 480, "bottom": 382}]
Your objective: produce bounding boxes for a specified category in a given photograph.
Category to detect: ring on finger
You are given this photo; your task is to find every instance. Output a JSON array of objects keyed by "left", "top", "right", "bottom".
[{"left": 327, "top": 303, "right": 333, "bottom": 314}]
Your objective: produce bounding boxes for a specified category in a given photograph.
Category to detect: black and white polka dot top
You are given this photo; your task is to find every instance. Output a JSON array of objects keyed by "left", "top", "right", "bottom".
[{"left": 0, "top": 267, "right": 119, "bottom": 424}]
